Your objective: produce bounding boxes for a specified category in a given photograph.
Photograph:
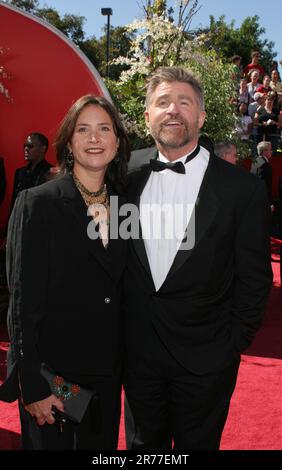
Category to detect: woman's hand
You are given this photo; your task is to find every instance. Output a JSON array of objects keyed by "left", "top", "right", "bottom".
[{"left": 24, "top": 394, "right": 65, "bottom": 426}]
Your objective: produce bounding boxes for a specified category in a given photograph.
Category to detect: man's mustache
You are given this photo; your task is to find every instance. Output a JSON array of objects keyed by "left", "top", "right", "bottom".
[{"left": 160, "top": 119, "right": 185, "bottom": 127}]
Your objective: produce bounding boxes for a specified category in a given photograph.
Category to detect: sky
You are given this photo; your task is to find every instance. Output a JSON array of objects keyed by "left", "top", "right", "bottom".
[{"left": 44, "top": 0, "right": 281, "bottom": 69}]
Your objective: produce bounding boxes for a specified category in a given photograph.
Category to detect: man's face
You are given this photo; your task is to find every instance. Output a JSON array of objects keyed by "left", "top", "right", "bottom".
[
  {"left": 24, "top": 135, "right": 45, "bottom": 163},
  {"left": 263, "top": 76, "right": 270, "bottom": 87},
  {"left": 271, "top": 70, "right": 279, "bottom": 82},
  {"left": 144, "top": 81, "right": 206, "bottom": 157},
  {"left": 257, "top": 96, "right": 265, "bottom": 106},
  {"left": 263, "top": 145, "right": 272, "bottom": 160},
  {"left": 224, "top": 145, "right": 237, "bottom": 165},
  {"left": 251, "top": 71, "right": 259, "bottom": 83}
]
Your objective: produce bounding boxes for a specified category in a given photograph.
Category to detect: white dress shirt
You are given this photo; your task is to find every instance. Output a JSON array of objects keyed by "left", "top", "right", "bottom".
[{"left": 140, "top": 145, "right": 209, "bottom": 291}]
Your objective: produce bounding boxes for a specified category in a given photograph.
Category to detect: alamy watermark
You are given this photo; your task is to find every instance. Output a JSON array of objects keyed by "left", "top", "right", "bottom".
[{"left": 86, "top": 196, "right": 196, "bottom": 251}]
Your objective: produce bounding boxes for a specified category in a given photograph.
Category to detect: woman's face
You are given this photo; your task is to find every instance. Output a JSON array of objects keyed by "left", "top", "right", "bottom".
[
  {"left": 251, "top": 71, "right": 259, "bottom": 83},
  {"left": 271, "top": 70, "right": 279, "bottom": 82},
  {"left": 265, "top": 96, "right": 274, "bottom": 107},
  {"left": 240, "top": 79, "right": 247, "bottom": 90},
  {"left": 70, "top": 104, "right": 119, "bottom": 174}
]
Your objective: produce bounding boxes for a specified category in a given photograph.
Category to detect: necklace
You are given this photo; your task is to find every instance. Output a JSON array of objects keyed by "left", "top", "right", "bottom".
[
  {"left": 73, "top": 173, "right": 109, "bottom": 207},
  {"left": 73, "top": 173, "right": 105, "bottom": 198},
  {"left": 73, "top": 173, "right": 109, "bottom": 247}
]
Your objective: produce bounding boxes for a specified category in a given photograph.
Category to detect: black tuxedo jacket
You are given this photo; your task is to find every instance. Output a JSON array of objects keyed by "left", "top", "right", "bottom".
[
  {"left": 10, "top": 159, "right": 52, "bottom": 213},
  {"left": 0, "top": 174, "right": 127, "bottom": 405},
  {"left": 257, "top": 158, "right": 273, "bottom": 205},
  {"left": 124, "top": 151, "right": 273, "bottom": 374}
]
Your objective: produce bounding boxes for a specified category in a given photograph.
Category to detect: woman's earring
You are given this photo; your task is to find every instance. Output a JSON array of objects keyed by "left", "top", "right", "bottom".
[{"left": 65, "top": 150, "right": 74, "bottom": 172}]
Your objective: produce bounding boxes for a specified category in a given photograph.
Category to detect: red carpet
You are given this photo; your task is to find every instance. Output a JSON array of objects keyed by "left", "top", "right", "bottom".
[
  {"left": 220, "top": 252, "right": 282, "bottom": 450},
  {"left": 0, "top": 257, "right": 281, "bottom": 450}
]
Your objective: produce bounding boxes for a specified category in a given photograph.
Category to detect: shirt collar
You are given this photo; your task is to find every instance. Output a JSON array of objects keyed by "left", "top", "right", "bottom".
[{"left": 158, "top": 144, "right": 198, "bottom": 164}]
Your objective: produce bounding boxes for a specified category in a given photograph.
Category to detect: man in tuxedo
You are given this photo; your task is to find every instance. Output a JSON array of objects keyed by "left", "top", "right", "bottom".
[
  {"left": 9, "top": 132, "right": 52, "bottom": 214},
  {"left": 123, "top": 67, "right": 273, "bottom": 450},
  {"left": 252, "top": 141, "right": 274, "bottom": 212}
]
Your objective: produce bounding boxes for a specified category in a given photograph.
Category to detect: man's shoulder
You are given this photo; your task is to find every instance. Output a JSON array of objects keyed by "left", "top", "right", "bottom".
[
  {"left": 24, "top": 174, "right": 69, "bottom": 201},
  {"left": 40, "top": 159, "right": 53, "bottom": 170},
  {"left": 214, "top": 157, "right": 265, "bottom": 193},
  {"left": 128, "top": 147, "right": 157, "bottom": 173},
  {"left": 15, "top": 165, "right": 28, "bottom": 175}
]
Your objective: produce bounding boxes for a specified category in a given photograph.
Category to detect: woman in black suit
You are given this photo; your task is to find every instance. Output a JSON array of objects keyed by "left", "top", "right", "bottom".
[{"left": 0, "top": 95, "right": 130, "bottom": 449}]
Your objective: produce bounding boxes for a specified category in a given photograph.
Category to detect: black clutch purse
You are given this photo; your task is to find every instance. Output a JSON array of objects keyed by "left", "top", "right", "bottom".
[{"left": 41, "top": 363, "right": 95, "bottom": 424}]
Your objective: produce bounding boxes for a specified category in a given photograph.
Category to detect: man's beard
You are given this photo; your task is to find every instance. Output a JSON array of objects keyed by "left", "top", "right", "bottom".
[{"left": 150, "top": 119, "right": 199, "bottom": 149}]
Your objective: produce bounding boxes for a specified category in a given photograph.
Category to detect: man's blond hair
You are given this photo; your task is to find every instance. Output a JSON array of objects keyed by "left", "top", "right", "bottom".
[{"left": 145, "top": 66, "right": 205, "bottom": 111}]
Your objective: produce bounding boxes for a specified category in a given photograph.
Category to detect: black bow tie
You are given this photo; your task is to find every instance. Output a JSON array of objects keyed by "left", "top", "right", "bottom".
[
  {"left": 149, "top": 160, "right": 185, "bottom": 174},
  {"left": 149, "top": 145, "right": 201, "bottom": 175}
]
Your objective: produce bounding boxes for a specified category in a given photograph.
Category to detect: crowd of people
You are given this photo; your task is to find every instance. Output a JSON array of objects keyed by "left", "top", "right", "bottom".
[
  {"left": 0, "top": 63, "right": 279, "bottom": 451},
  {"left": 231, "top": 52, "right": 282, "bottom": 155}
]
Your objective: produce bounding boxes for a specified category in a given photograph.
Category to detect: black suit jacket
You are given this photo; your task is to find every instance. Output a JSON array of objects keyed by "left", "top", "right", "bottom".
[
  {"left": 0, "top": 174, "right": 127, "bottom": 404},
  {"left": 124, "top": 151, "right": 273, "bottom": 374},
  {"left": 257, "top": 158, "right": 273, "bottom": 205},
  {"left": 9, "top": 159, "right": 52, "bottom": 214}
]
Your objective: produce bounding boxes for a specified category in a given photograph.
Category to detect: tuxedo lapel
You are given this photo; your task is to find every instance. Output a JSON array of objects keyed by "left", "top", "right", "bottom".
[
  {"left": 166, "top": 151, "right": 219, "bottom": 281},
  {"left": 129, "top": 164, "right": 153, "bottom": 278},
  {"left": 105, "top": 187, "right": 128, "bottom": 282}
]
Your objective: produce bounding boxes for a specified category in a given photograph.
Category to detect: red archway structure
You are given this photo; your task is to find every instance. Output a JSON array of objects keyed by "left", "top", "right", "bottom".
[{"left": 0, "top": 1, "right": 109, "bottom": 231}]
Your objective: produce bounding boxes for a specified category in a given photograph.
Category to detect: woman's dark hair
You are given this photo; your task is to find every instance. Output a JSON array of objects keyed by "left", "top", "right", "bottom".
[{"left": 54, "top": 95, "right": 131, "bottom": 194}]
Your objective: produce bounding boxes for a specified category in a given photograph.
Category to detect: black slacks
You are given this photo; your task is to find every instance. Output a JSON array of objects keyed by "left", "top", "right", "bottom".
[
  {"left": 124, "top": 328, "right": 240, "bottom": 450},
  {"left": 19, "top": 370, "right": 121, "bottom": 450}
]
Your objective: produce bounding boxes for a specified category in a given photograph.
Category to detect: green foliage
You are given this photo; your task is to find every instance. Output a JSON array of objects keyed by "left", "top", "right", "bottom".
[
  {"left": 145, "top": 0, "right": 167, "bottom": 17},
  {"left": 105, "top": 75, "right": 148, "bottom": 149},
  {"left": 35, "top": 8, "right": 86, "bottom": 44},
  {"left": 8, "top": 0, "right": 38, "bottom": 12},
  {"left": 198, "top": 15, "right": 277, "bottom": 72},
  {"left": 99, "top": 26, "right": 134, "bottom": 79},
  {"left": 186, "top": 51, "right": 237, "bottom": 143},
  {"left": 79, "top": 37, "right": 104, "bottom": 71},
  {"left": 106, "top": 16, "right": 241, "bottom": 152}
]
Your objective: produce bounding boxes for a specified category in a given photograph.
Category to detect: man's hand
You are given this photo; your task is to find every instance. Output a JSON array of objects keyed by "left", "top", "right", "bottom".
[{"left": 25, "top": 394, "right": 64, "bottom": 426}]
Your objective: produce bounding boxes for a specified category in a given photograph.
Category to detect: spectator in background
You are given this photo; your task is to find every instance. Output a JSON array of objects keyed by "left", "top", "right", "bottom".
[
  {"left": 269, "top": 61, "right": 281, "bottom": 82},
  {"left": 269, "top": 70, "right": 282, "bottom": 94},
  {"left": 238, "top": 78, "right": 250, "bottom": 105},
  {"left": 248, "top": 92, "right": 265, "bottom": 120},
  {"left": 255, "top": 92, "right": 281, "bottom": 153},
  {"left": 243, "top": 51, "right": 265, "bottom": 82},
  {"left": 214, "top": 142, "right": 237, "bottom": 165},
  {"left": 250, "top": 141, "right": 274, "bottom": 212},
  {"left": 247, "top": 70, "right": 262, "bottom": 102},
  {"left": 248, "top": 92, "right": 266, "bottom": 156},
  {"left": 256, "top": 75, "right": 272, "bottom": 96},
  {"left": 0, "top": 157, "right": 6, "bottom": 206},
  {"left": 231, "top": 55, "right": 242, "bottom": 84},
  {"left": 9, "top": 133, "right": 52, "bottom": 214},
  {"left": 236, "top": 102, "right": 253, "bottom": 143}
]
